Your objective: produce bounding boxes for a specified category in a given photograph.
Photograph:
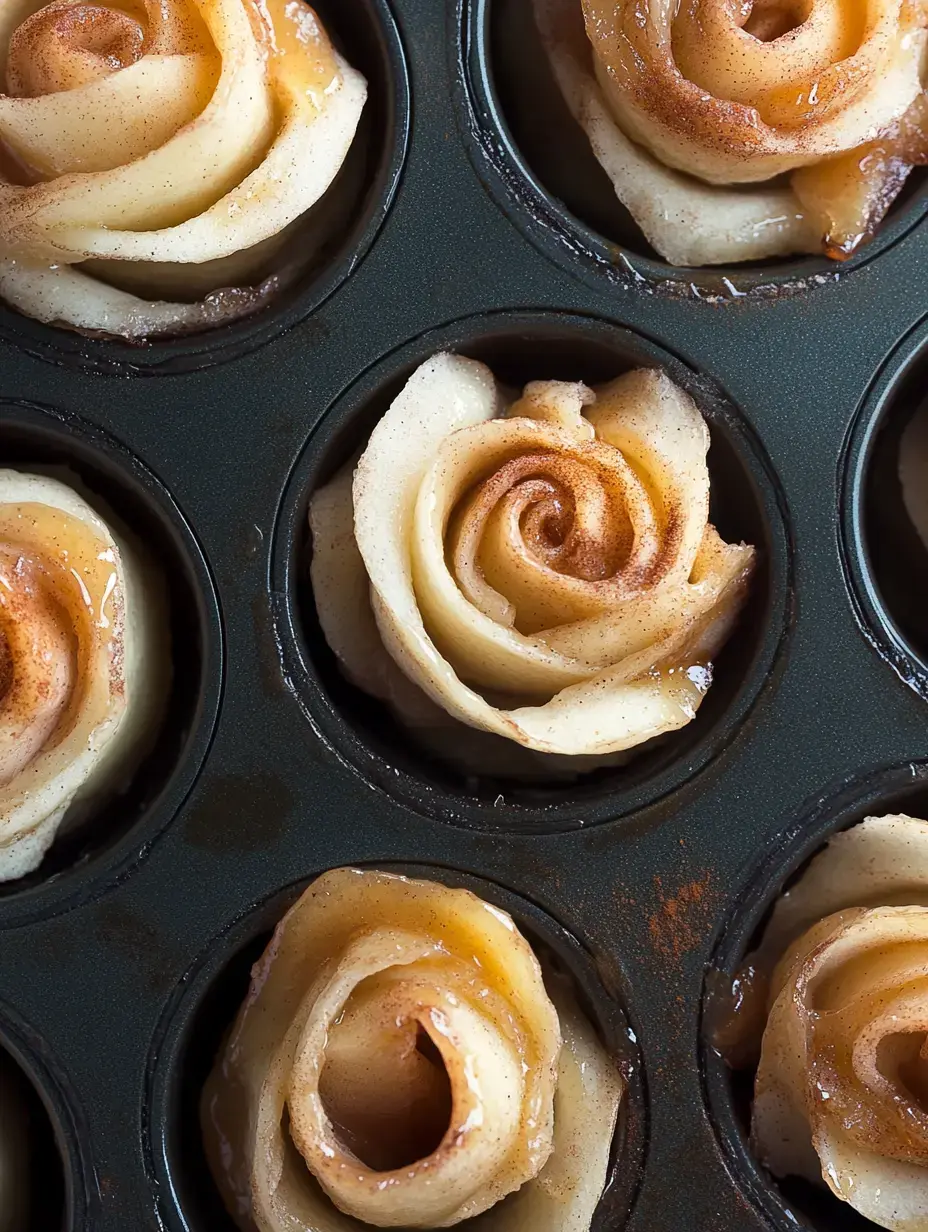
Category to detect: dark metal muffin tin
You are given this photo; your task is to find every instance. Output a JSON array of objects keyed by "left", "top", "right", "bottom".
[{"left": 1, "top": 1, "right": 927, "bottom": 1229}]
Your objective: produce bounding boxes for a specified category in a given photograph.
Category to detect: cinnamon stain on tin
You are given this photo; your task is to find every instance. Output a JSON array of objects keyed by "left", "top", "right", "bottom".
[{"left": 648, "top": 870, "right": 716, "bottom": 963}]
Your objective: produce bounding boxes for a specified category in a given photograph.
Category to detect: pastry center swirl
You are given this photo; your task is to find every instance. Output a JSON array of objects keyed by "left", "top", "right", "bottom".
[
  {"left": 0, "top": 544, "right": 76, "bottom": 789},
  {"left": 671, "top": 0, "right": 866, "bottom": 123},
  {"left": 7, "top": 4, "right": 147, "bottom": 97},
  {"left": 318, "top": 1016, "right": 454, "bottom": 1173},
  {"left": 742, "top": 0, "right": 809, "bottom": 41},
  {"left": 464, "top": 452, "right": 630, "bottom": 584}
]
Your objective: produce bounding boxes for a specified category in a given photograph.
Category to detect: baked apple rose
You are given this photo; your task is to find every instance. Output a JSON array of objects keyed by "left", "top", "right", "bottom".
[
  {"left": 309, "top": 353, "right": 755, "bottom": 769},
  {"left": 202, "top": 868, "right": 623, "bottom": 1231},
  {"left": 745, "top": 814, "right": 928, "bottom": 1229},
  {"left": 0, "top": 471, "right": 163, "bottom": 880},
  {"left": 535, "top": 0, "right": 928, "bottom": 265},
  {"left": 0, "top": 0, "right": 366, "bottom": 338}
]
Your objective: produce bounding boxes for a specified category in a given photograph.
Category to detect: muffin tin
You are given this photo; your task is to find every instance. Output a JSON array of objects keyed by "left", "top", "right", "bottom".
[{"left": 1, "top": 0, "right": 928, "bottom": 1230}]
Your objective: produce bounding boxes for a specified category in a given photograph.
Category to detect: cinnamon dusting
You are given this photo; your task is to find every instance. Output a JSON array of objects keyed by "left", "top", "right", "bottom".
[
  {"left": 0, "top": 501, "right": 124, "bottom": 776},
  {"left": 579, "top": 0, "right": 928, "bottom": 259},
  {"left": 7, "top": 4, "right": 146, "bottom": 97},
  {"left": 648, "top": 871, "right": 716, "bottom": 962},
  {"left": 0, "top": 631, "right": 11, "bottom": 701}
]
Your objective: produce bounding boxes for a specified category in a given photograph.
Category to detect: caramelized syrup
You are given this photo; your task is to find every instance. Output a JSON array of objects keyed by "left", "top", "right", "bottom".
[
  {"left": 250, "top": 0, "right": 341, "bottom": 111},
  {"left": 0, "top": 502, "right": 122, "bottom": 754},
  {"left": 704, "top": 964, "right": 770, "bottom": 1069}
]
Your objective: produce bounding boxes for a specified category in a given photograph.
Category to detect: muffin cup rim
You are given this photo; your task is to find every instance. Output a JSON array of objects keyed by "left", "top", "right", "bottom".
[
  {"left": 699, "top": 757, "right": 928, "bottom": 1232},
  {"left": 269, "top": 307, "right": 795, "bottom": 834},
  {"left": 0, "top": 398, "right": 224, "bottom": 927},
  {"left": 0, "top": 0, "right": 412, "bottom": 379},
  {"left": 453, "top": 0, "right": 928, "bottom": 300},
  {"left": 840, "top": 311, "right": 928, "bottom": 701},
  {"left": 0, "top": 995, "right": 96, "bottom": 1232}
]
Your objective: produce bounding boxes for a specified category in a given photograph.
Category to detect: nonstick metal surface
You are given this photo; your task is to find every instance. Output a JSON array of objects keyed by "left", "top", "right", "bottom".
[{"left": 2, "top": 2, "right": 928, "bottom": 1230}]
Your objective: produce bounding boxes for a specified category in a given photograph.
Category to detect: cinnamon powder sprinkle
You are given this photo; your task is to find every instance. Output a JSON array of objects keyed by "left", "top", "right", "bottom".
[{"left": 648, "top": 871, "right": 716, "bottom": 962}]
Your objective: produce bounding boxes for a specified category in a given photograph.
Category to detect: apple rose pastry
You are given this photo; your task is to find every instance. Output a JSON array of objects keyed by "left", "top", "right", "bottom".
[
  {"left": 535, "top": 0, "right": 928, "bottom": 265},
  {"left": 0, "top": 471, "right": 163, "bottom": 880},
  {"left": 202, "top": 868, "right": 623, "bottom": 1232},
  {"left": 309, "top": 353, "right": 755, "bottom": 771},
  {"left": 0, "top": 0, "right": 367, "bottom": 339},
  {"left": 739, "top": 813, "right": 928, "bottom": 1229}
]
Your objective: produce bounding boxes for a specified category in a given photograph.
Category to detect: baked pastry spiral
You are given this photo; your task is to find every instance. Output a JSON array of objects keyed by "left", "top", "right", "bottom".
[
  {"left": 202, "top": 868, "right": 623, "bottom": 1231},
  {"left": 309, "top": 353, "right": 755, "bottom": 770},
  {"left": 0, "top": 471, "right": 163, "bottom": 880},
  {"left": 0, "top": 0, "right": 366, "bottom": 337},
  {"left": 748, "top": 814, "right": 928, "bottom": 1229},
  {"left": 536, "top": 0, "right": 928, "bottom": 265}
]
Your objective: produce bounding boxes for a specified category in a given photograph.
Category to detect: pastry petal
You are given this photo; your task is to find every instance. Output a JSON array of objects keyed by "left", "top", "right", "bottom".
[
  {"left": 202, "top": 869, "right": 622, "bottom": 1231},
  {"left": 0, "top": 0, "right": 366, "bottom": 336},
  {"left": 751, "top": 815, "right": 928, "bottom": 1230},
  {"left": 311, "top": 353, "right": 754, "bottom": 758},
  {"left": 0, "top": 471, "right": 163, "bottom": 880}
]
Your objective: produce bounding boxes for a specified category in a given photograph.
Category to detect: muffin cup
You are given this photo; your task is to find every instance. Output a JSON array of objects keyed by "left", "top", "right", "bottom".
[
  {"left": 272, "top": 309, "right": 792, "bottom": 832},
  {"left": 0, "top": 0, "right": 410, "bottom": 377}
]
